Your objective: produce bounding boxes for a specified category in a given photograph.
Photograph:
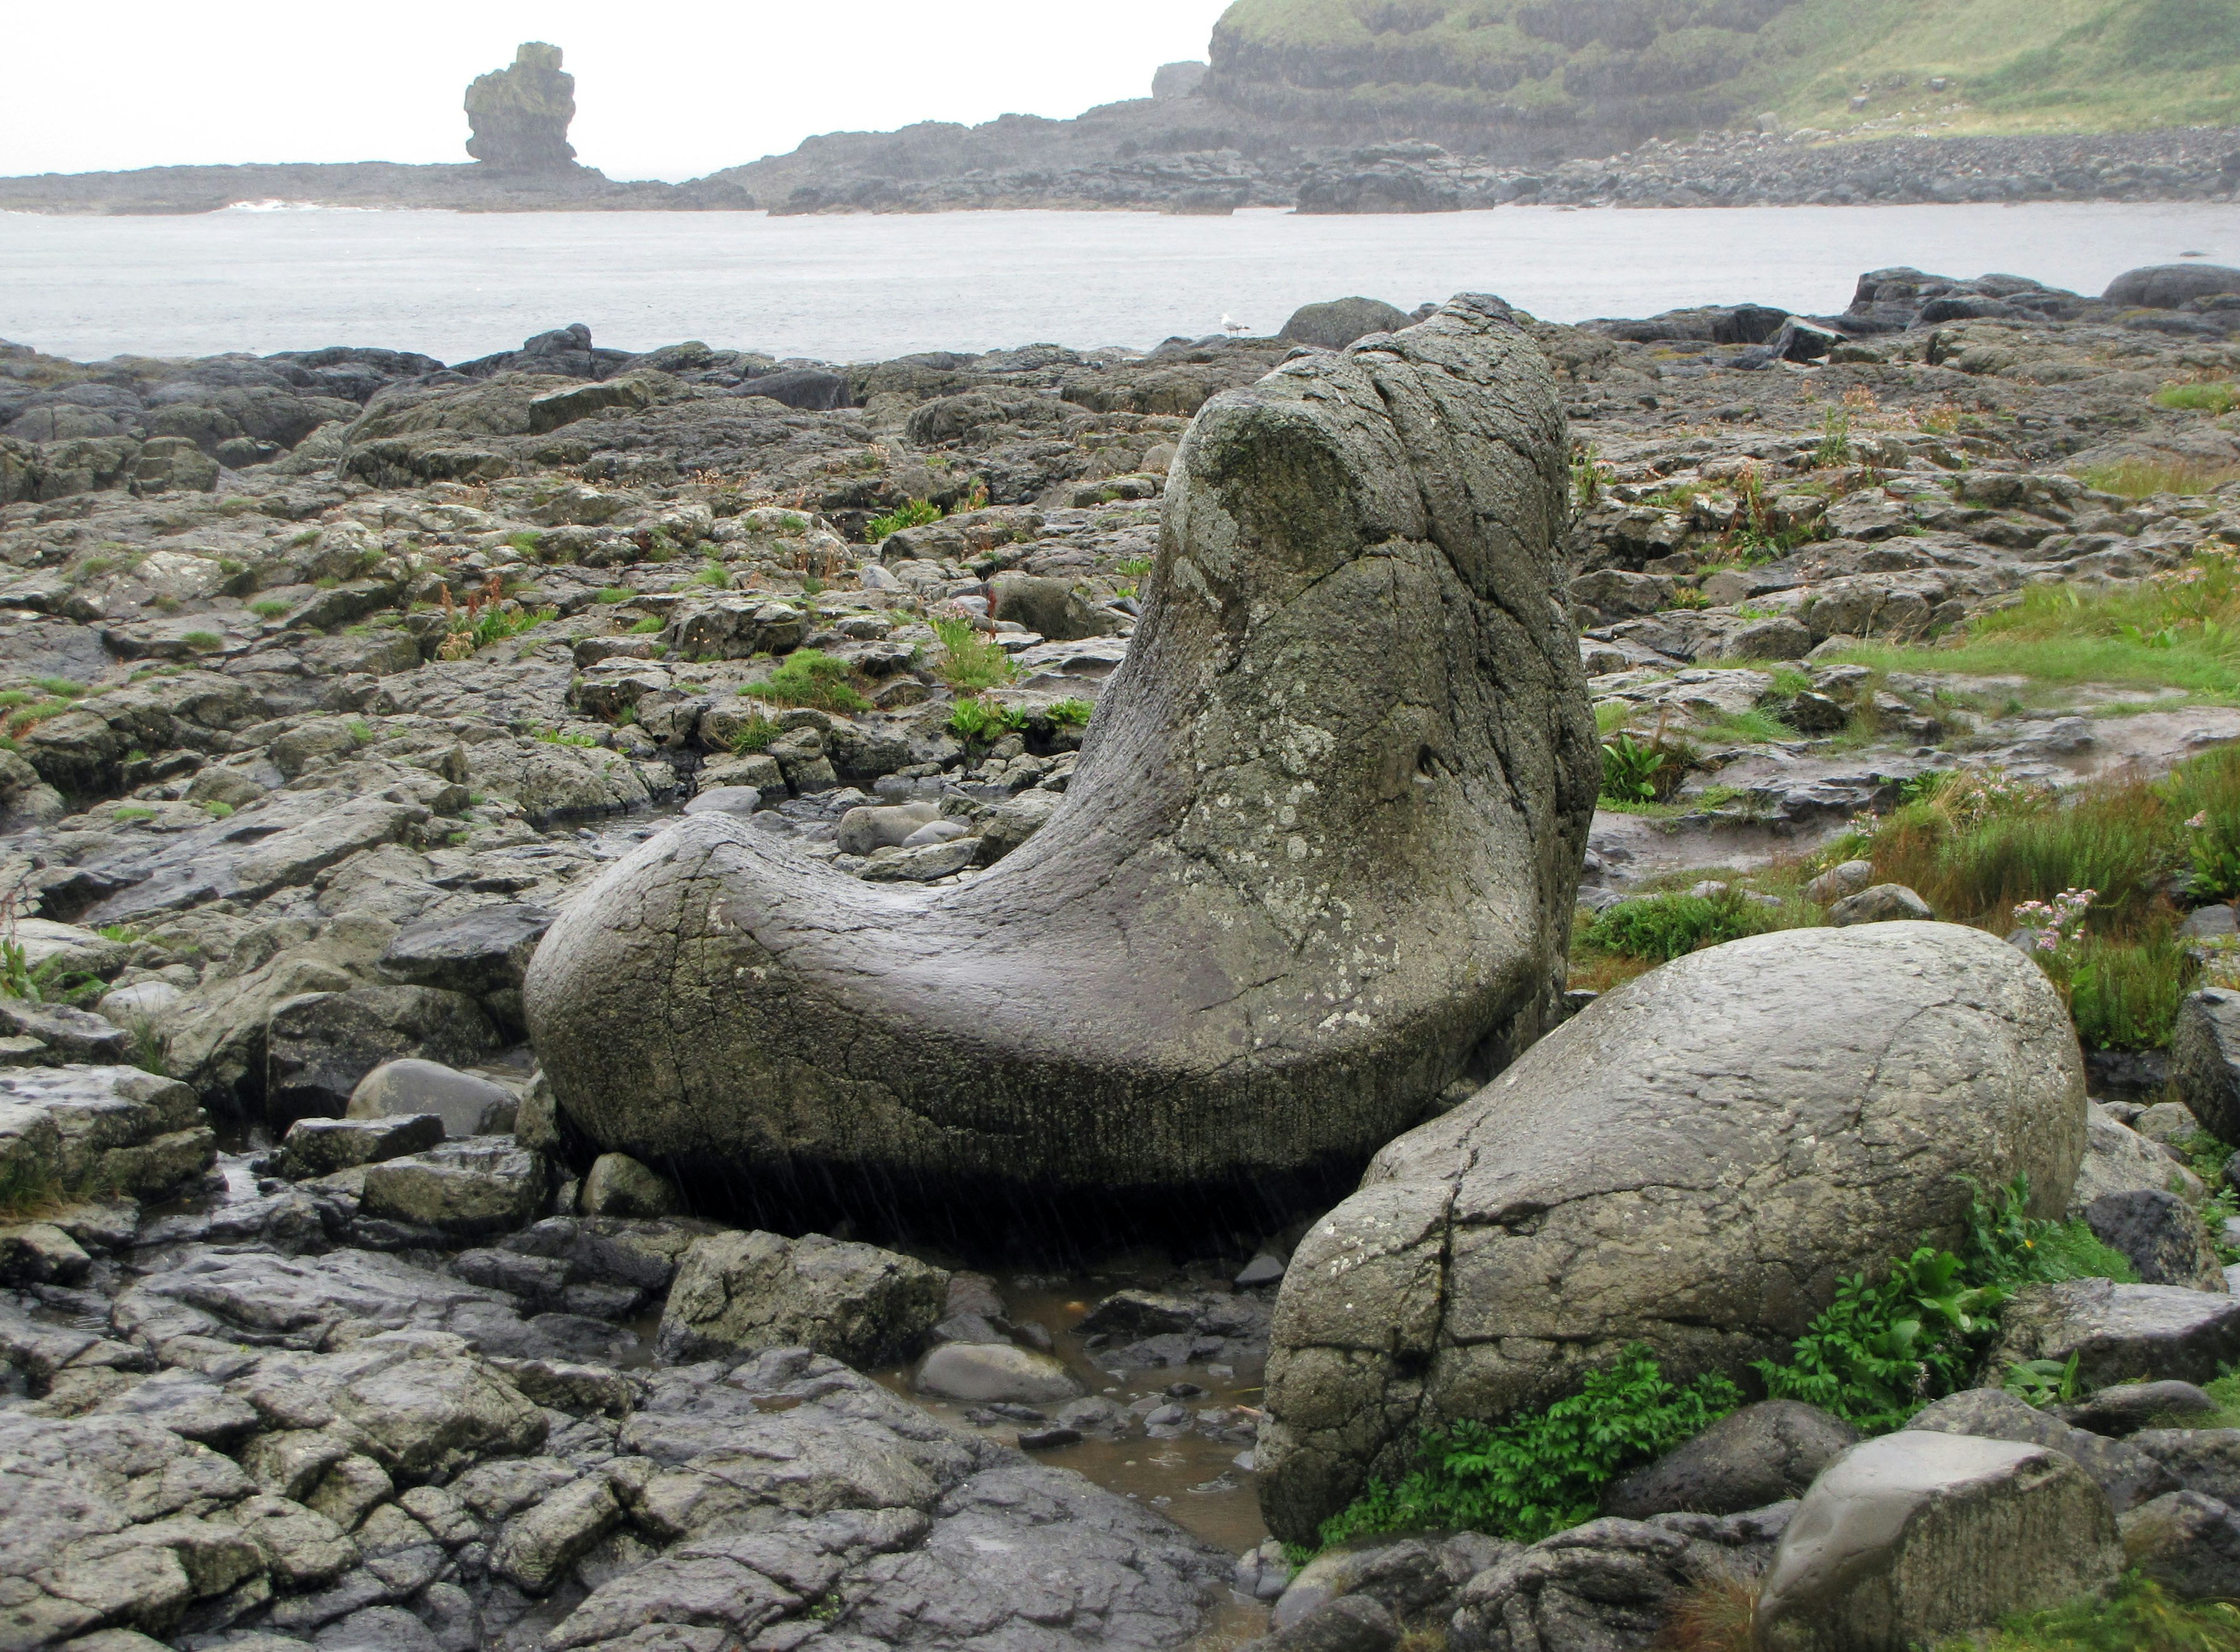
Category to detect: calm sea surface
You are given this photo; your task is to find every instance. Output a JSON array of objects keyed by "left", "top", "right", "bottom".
[{"left": 1, "top": 201, "right": 2233, "bottom": 364}]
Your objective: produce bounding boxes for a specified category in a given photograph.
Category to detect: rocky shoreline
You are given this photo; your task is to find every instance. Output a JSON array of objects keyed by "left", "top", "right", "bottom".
[
  {"left": 9, "top": 123, "right": 2236, "bottom": 218},
  {"left": 2, "top": 261, "right": 2240, "bottom": 1650}
]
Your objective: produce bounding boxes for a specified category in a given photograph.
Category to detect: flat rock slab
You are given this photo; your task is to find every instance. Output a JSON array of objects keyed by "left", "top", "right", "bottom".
[
  {"left": 0, "top": 1063, "right": 214, "bottom": 1199},
  {"left": 1993, "top": 1278, "right": 2240, "bottom": 1388}
]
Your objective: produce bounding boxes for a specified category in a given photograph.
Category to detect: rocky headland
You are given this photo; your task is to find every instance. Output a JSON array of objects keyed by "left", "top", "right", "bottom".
[
  {"left": 3, "top": 259, "right": 2240, "bottom": 1650},
  {"left": 7, "top": 3, "right": 2238, "bottom": 218}
]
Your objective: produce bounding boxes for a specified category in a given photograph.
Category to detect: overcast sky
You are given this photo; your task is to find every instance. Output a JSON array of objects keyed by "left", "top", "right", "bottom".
[{"left": 3, "top": 1, "right": 1235, "bottom": 181}]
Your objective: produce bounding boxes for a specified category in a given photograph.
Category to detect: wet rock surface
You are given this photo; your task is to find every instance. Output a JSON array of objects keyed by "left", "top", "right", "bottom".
[{"left": 3, "top": 261, "right": 2240, "bottom": 1650}]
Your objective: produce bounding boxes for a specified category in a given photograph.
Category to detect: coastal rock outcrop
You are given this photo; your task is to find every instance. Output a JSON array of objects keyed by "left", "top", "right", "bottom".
[
  {"left": 1255, "top": 922, "right": 2087, "bottom": 1543},
  {"left": 465, "top": 43, "right": 578, "bottom": 173},
  {"left": 524, "top": 293, "right": 1596, "bottom": 1234}
]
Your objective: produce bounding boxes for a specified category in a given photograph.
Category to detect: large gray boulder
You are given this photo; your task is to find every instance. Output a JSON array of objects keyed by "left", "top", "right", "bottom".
[
  {"left": 2173, "top": 988, "right": 2240, "bottom": 1142},
  {"left": 1754, "top": 1432, "right": 2123, "bottom": 1651},
  {"left": 2104, "top": 264, "right": 2240, "bottom": 308},
  {"left": 1256, "top": 922, "right": 2085, "bottom": 1542},
  {"left": 525, "top": 296, "right": 1595, "bottom": 1230},
  {"left": 1280, "top": 298, "right": 1413, "bottom": 350}
]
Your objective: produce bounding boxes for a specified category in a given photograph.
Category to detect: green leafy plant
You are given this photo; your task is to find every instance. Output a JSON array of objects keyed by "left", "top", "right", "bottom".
[
  {"left": 1116, "top": 556, "right": 1154, "bottom": 579},
  {"left": 931, "top": 617, "right": 1016, "bottom": 693},
  {"left": 729, "top": 710, "right": 779, "bottom": 753},
  {"left": 867, "top": 498, "right": 944, "bottom": 540},
  {"left": 629, "top": 615, "right": 665, "bottom": 635},
  {"left": 596, "top": 587, "right": 635, "bottom": 604},
  {"left": 2004, "top": 1353, "right": 2084, "bottom": 1408},
  {"left": 1570, "top": 439, "right": 1607, "bottom": 510},
  {"left": 1320, "top": 1348, "right": 1744, "bottom": 1548},
  {"left": 760, "top": 649, "right": 868, "bottom": 713},
  {"left": 1815, "top": 407, "right": 1854, "bottom": 468},
  {"left": 947, "top": 695, "right": 1026, "bottom": 749},
  {"left": 695, "top": 560, "right": 731, "bottom": 587},
  {"left": 535, "top": 727, "right": 600, "bottom": 748},
  {"left": 202, "top": 800, "right": 234, "bottom": 818},
  {"left": 1586, "top": 888, "right": 1777, "bottom": 963},
  {"left": 111, "top": 804, "right": 156, "bottom": 824},
  {"left": 1046, "top": 698, "right": 1094, "bottom": 728},
  {"left": 1600, "top": 731, "right": 1685, "bottom": 804},
  {"left": 180, "top": 630, "right": 223, "bottom": 653}
]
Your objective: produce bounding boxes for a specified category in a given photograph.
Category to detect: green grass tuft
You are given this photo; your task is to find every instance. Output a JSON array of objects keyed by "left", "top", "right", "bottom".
[{"left": 758, "top": 649, "right": 868, "bottom": 713}]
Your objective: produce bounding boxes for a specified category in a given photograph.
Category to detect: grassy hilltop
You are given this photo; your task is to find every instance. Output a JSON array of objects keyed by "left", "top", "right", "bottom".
[{"left": 1208, "top": 0, "right": 2240, "bottom": 145}]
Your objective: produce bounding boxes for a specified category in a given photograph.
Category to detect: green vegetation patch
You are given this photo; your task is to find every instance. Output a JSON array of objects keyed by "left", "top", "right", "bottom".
[
  {"left": 1833, "top": 552, "right": 2240, "bottom": 701},
  {"left": 758, "top": 649, "right": 869, "bottom": 714},
  {"left": 1316, "top": 1179, "right": 2129, "bottom": 1553},
  {"left": 931, "top": 617, "right": 1016, "bottom": 693},
  {"left": 1934, "top": 1573, "right": 2240, "bottom": 1652}
]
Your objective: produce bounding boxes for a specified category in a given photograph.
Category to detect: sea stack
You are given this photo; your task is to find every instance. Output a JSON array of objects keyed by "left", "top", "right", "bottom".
[{"left": 465, "top": 42, "right": 579, "bottom": 173}]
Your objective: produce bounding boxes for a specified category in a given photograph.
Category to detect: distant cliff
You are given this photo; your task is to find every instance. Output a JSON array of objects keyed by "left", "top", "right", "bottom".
[{"left": 1204, "top": 0, "right": 2240, "bottom": 158}]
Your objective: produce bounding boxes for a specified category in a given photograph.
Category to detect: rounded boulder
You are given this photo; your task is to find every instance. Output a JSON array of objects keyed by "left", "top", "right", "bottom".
[{"left": 1256, "top": 922, "right": 2087, "bottom": 1542}]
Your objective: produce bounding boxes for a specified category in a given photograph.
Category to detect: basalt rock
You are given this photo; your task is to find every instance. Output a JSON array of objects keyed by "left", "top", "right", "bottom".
[
  {"left": 1256, "top": 922, "right": 2086, "bottom": 1543},
  {"left": 465, "top": 43, "right": 578, "bottom": 174},
  {"left": 525, "top": 295, "right": 1595, "bottom": 1238}
]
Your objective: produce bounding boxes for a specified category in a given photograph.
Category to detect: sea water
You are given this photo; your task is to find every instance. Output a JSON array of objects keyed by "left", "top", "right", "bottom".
[{"left": 1, "top": 200, "right": 2233, "bottom": 363}]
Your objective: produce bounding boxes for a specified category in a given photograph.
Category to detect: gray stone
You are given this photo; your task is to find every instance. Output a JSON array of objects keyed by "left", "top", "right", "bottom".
[
  {"left": 465, "top": 43, "right": 577, "bottom": 172},
  {"left": 2056, "top": 1380, "right": 2222, "bottom": 1436},
  {"left": 490, "top": 1471, "right": 621, "bottom": 1594},
  {"left": 0, "top": 999, "right": 128, "bottom": 1065},
  {"left": 834, "top": 800, "right": 940, "bottom": 857},
  {"left": 273, "top": 1114, "right": 445, "bottom": 1179},
  {"left": 578, "top": 1152, "right": 682, "bottom": 1219},
  {"left": 680, "top": 785, "right": 760, "bottom": 818},
  {"left": 1992, "top": 1278, "right": 2240, "bottom": 1388},
  {"left": 0, "top": 1064, "right": 215, "bottom": 1202},
  {"left": 346, "top": 1059, "right": 517, "bottom": 1138},
  {"left": 1448, "top": 1514, "right": 1776, "bottom": 1652},
  {"left": 2072, "top": 1101, "right": 2202, "bottom": 1216},
  {"left": 267, "top": 988, "right": 500, "bottom": 1128},
  {"left": 1279, "top": 297, "right": 1411, "bottom": 349},
  {"left": 2087, "top": 1188, "right": 2227, "bottom": 1290},
  {"left": 1258, "top": 922, "right": 2085, "bottom": 1542},
  {"left": 1801, "top": 859, "right": 1875, "bottom": 903},
  {"left": 0, "top": 1220, "right": 94, "bottom": 1286},
  {"left": 656, "top": 1229, "right": 949, "bottom": 1367},
  {"left": 2121, "top": 1489, "right": 2240, "bottom": 1599},
  {"left": 527, "top": 295, "right": 1596, "bottom": 1227},
  {"left": 2174, "top": 989, "right": 2240, "bottom": 1143},
  {"left": 1826, "top": 882, "right": 1934, "bottom": 925},
  {"left": 915, "top": 1341, "right": 1084, "bottom": 1404},
  {"left": 1250, "top": 1595, "right": 1400, "bottom": 1652},
  {"left": 359, "top": 1140, "right": 550, "bottom": 1237},
  {"left": 1601, "top": 1401, "right": 1860, "bottom": 1520},
  {"left": 989, "top": 573, "right": 1116, "bottom": 641},
  {"left": 0, "top": 1409, "right": 260, "bottom": 1646},
  {"left": 378, "top": 903, "right": 553, "bottom": 1001},
  {"left": 1908, "top": 1387, "right": 2178, "bottom": 1512},
  {"left": 1754, "top": 1432, "right": 2123, "bottom": 1652},
  {"left": 2130, "top": 1429, "right": 2240, "bottom": 1506}
]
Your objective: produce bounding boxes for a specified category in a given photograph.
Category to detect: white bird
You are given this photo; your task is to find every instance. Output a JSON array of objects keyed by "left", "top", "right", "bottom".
[{"left": 1221, "top": 313, "right": 1250, "bottom": 335}]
